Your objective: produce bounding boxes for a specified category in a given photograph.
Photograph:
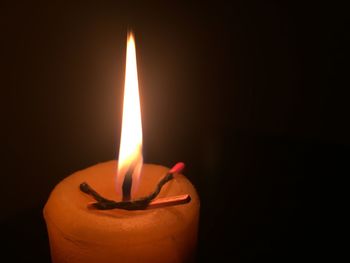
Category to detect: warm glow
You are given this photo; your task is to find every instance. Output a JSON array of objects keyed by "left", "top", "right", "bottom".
[{"left": 116, "top": 32, "right": 143, "bottom": 197}]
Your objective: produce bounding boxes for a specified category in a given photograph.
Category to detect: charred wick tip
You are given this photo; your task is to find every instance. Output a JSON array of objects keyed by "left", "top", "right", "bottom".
[{"left": 79, "top": 182, "right": 90, "bottom": 193}]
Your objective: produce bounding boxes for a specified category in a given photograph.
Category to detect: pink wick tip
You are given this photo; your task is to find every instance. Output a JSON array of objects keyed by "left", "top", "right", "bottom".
[{"left": 169, "top": 162, "right": 185, "bottom": 174}]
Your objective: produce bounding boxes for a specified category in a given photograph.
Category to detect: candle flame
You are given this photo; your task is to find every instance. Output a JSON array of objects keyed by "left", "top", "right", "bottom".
[{"left": 116, "top": 31, "right": 143, "bottom": 197}]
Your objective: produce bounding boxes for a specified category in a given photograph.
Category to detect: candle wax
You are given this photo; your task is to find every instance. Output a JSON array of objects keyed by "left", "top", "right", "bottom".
[{"left": 43, "top": 161, "right": 200, "bottom": 263}]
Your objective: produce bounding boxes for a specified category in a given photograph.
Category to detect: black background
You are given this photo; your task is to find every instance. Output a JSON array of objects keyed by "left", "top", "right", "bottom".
[{"left": 0, "top": 1, "right": 347, "bottom": 262}]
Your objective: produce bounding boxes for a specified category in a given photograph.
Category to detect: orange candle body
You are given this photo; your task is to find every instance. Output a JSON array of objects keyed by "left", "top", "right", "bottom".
[{"left": 43, "top": 161, "right": 200, "bottom": 263}]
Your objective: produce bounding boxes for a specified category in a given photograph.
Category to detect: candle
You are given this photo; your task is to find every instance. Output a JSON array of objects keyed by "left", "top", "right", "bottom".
[{"left": 43, "top": 32, "right": 200, "bottom": 263}]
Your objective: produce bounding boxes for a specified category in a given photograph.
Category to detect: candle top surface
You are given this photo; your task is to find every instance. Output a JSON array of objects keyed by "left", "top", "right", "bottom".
[{"left": 44, "top": 161, "right": 200, "bottom": 245}]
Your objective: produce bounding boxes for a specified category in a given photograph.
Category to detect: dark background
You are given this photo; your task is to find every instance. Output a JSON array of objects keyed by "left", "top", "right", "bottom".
[{"left": 0, "top": 1, "right": 347, "bottom": 262}]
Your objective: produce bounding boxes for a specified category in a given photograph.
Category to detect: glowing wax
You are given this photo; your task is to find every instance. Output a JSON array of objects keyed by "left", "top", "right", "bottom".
[{"left": 44, "top": 161, "right": 200, "bottom": 263}]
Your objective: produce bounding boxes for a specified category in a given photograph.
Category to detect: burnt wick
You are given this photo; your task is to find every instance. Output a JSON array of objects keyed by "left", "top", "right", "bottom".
[{"left": 79, "top": 162, "right": 190, "bottom": 210}]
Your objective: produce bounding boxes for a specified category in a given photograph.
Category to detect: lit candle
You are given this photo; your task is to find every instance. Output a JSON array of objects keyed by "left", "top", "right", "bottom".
[{"left": 43, "top": 32, "right": 200, "bottom": 263}]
